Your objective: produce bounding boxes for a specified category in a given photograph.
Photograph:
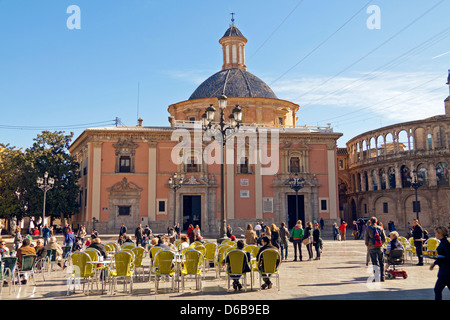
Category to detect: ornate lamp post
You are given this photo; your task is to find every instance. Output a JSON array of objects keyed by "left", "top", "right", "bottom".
[
  {"left": 202, "top": 94, "right": 242, "bottom": 243},
  {"left": 168, "top": 172, "right": 184, "bottom": 229},
  {"left": 36, "top": 172, "right": 55, "bottom": 229},
  {"left": 289, "top": 173, "right": 305, "bottom": 224},
  {"left": 411, "top": 170, "right": 421, "bottom": 221}
]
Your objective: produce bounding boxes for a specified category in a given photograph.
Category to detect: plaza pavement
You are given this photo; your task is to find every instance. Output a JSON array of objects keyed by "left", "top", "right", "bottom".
[{"left": 1, "top": 234, "right": 448, "bottom": 301}]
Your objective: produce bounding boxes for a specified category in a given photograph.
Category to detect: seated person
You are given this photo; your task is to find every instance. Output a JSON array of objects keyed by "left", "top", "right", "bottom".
[
  {"left": 256, "top": 236, "right": 281, "bottom": 290},
  {"left": 16, "top": 238, "right": 36, "bottom": 283},
  {"left": 386, "top": 231, "right": 404, "bottom": 255},
  {"left": 45, "top": 237, "right": 64, "bottom": 268},
  {"left": 179, "top": 235, "right": 190, "bottom": 251},
  {"left": 88, "top": 237, "right": 108, "bottom": 259},
  {"left": 0, "top": 240, "right": 10, "bottom": 257},
  {"left": 223, "top": 240, "right": 251, "bottom": 291}
]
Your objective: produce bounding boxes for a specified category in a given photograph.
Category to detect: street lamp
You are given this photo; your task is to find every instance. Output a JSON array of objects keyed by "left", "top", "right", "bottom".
[
  {"left": 411, "top": 170, "right": 421, "bottom": 221},
  {"left": 168, "top": 172, "right": 184, "bottom": 230},
  {"left": 36, "top": 172, "right": 55, "bottom": 229},
  {"left": 202, "top": 94, "right": 242, "bottom": 243},
  {"left": 289, "top": 173, "right": 305, "bottom": 225}
]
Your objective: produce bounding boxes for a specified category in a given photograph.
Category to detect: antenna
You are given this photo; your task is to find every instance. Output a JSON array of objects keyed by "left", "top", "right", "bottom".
[{"left": 137, "top": 81, "right": 140, "bottom": 125}]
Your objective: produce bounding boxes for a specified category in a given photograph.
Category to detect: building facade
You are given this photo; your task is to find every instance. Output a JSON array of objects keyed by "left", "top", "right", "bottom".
[
  {"left": 69, "top": 23, "right": 342, "bottom": 234},
  {"left": 339, "top": 75, "right": 450, "bottom": 230}
]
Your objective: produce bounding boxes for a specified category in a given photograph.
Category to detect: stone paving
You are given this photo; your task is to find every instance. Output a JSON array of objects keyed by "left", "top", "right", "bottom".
[{"left": 1, "top": 236, "right": 449, "bottom": 301}]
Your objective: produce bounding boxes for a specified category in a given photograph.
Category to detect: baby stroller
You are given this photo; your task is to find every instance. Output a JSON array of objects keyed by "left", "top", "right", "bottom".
[{"left": 385, "top": 249, "right": 407, "bottom": 279}]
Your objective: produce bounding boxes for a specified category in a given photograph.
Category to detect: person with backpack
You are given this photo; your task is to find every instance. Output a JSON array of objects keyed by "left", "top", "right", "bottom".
[{"left": 364, "top": 216, "right": 386, "bottom": 282}]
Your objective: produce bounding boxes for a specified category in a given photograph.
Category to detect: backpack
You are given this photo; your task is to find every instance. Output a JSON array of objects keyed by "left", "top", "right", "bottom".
[{"left": 369, "top": 226, "right": 382, "bottom": 247}]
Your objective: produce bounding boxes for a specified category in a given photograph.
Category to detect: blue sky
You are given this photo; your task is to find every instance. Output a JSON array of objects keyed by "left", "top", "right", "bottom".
[{"left": 0, "top": 0, "right": 449, "bottom": 149}]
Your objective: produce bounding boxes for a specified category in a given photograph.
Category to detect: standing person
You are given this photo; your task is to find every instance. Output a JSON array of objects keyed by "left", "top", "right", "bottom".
[
  {"left": 77, "top": 225, "right": 86, "bottom": 245},
  {"left": 119, "top": 223, "right": 127, "bottom": 237},
  {"left": 256, "top": 236, "right": 281, "bottom": 290},
  {"left": 254, "top": 222, "right": 262, "bottom": 239},
  {"left": 174, "top": 223, "right": 181, "bottom": 239},
  {"left": 429, "top": 226, "right": 450, "bottom": 300},
  {"left": 270, "top": 224, "right": 281, "bottom": 249},
  {"left": 64, "top": 226, "right": 75, "bottom": 248},
  {"left": 412, "top": 219, "right": 425, "bottom": 266},
  {"left": 91, "top": 228, "right": 99, "bottom": 239},
  {"left": 352, "top": 221, "right": 359, "bottom": 240},
  {"left": 13, "top": 226, "right": 22, "bottom": 252},
  {"left": 194, "top": 225, "right": 203, "bottom": 242},
  {"left": 244, "top": 224, "right": 257, "bottom": 245},
  {"left": 291, "top": 220, "right": 303, "bottom": 261},
  {"left": 365, "top": 216, "right": 386, "bottom": 282},
  {"left": 332, "top": 223, "right": 340, "bottom": 241},
  {"left": 135, "top": 223, "right": 143, "bottom": 247},
  {"left": 42, "top": 224, "right": 51, "bottom": 246},
  {"left": 187, "top": 224, "right": 195, "bottom": 243},
  {"left": 226, "top": 224, "right": 233, "bottom": 238},
  {"left": 279, "top": 222, "right": 290, "bottom": 261},
  {"left": 313, "top": 222, "right": 322, "bottom": 260},
  {"left": 303, "top": 222, "right": 314, "bottom": 261},
  {"left": 339, "top": 221, "right": 348, "bottom": 241},
  {"left": 319, "top": 218, "right": 324, "bottom": 231}
]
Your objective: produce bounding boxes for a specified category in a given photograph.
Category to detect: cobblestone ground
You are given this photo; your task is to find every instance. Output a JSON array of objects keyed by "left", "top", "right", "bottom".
[{"left": 1, "top": 238, "right": 448, "bottom": 301}]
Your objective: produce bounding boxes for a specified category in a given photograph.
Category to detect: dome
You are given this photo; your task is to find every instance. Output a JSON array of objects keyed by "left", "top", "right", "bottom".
[{"left": 189, "top": 68, "right": 278, "bottom": 100}]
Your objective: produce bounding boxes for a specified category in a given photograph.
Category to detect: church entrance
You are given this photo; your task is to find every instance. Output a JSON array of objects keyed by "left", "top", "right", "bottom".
[
  {"left": 182, "top": 195, "right": 201, "bottom": 231},
  {"left": 287, "top": 194, "right": 305, "bottom": 229}
]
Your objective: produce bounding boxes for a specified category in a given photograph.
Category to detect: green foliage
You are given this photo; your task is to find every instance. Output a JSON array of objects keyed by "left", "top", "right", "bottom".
[{"left": 0, "top": 131, "right": 80, "bottom": 222}]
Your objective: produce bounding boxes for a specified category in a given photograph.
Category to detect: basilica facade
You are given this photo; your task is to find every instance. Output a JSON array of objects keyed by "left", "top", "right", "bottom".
[{"left": 69, "top": 23, "right": 342, "bottom": 235}]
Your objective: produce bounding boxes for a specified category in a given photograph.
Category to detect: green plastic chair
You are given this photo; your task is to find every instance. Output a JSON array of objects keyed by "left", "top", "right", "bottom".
[
  {"left": 0, "top": 257, "right": 17, "bottom": 294},
  {"left": 69, "top": 251, "right": 96, "bottom": 295},
  {"left": 110, "top": 251, "right": 134, "bottom": 294},
  {"left": 16, "top": 254, "right": 37, "bottom": 286},
  {"left": 181, "top": 249, "right": 203, "bottom": 292},
  {"left": 132, "top": 247, "right": 146, "bottom": 281},
  {"left": 225, "top": 249, "right": 250, "bottom": 292},
  {"left": 45, "top": 249, "right": 57, "bottom": 275},
  {"left": 153, "top": 250, "right": 176, "bottom": 293}
]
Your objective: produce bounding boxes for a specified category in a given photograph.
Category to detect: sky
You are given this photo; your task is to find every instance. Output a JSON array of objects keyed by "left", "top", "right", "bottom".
[{"left": 0, "top": 0, "right": 449, "bottom": 150}]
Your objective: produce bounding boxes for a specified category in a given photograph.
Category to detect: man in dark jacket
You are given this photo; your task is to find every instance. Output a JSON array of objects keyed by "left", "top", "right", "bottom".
[
  {"left": 430, "top": 226, "right": 450, "bottom": 300},
  {"left": 119, "top": 223, "right": 127, "bottom": 237},
  {"left": 412, "top": 219, "right": 425, "bottom": 266},
  {"left": 135, "top": 224, "right": 143, "bottom": 247}
]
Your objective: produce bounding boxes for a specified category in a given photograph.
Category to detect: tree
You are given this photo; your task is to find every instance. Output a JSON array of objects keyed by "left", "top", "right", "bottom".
[
  {"left": 26, "top": 131, "right": 80, "bottom": 223},
  {"left": 0, "top": 131, "right": 80, "bottom": 225}
]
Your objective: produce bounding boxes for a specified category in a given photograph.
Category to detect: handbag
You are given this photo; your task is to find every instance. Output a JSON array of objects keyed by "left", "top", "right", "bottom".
[
  {"left": 289, "top": 236, "right": 293, "bottom": 243},
  {"left": 302, "top": 236, "right": 311, "bottom": 245}
]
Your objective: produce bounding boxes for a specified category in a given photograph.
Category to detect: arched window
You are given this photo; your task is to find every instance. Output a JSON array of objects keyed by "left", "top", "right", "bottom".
[
  {"left": 417, "top": 164, "right": 429, "bottom": 187},
  {"left": 436, "top": 162, "right": 449, "bottom": 186},
  {"left": 401, "top": 165, "right": 412, "bottom": 188},
  {"left": 379, "top": 168, "right": 386, "bottom": 190},
  {"left": 388, "top": 167, "right": 396, "bottom": 189}
]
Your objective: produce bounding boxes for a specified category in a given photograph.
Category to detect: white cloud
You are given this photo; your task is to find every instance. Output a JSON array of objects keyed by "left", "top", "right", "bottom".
[{"left": 271, "top": 71, "right": 447, "bottom": 124}]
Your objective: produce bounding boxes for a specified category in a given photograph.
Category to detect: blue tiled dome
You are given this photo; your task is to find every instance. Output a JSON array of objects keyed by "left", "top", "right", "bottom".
[{"left": 189, "top": 68, "right": 278, "bottom": 100}]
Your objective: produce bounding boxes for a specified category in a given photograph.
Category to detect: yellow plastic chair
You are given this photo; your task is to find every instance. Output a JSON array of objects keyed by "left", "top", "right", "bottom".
[
  {"left": 251, "top": 246, "right": 262, "bottom": 284},
  {"left": 257, "top": 248, "right": 281, "bottom": 291},
  {"left": 216, "top": 244, "right": 231, "bottom": 277},
  {"left": 225, "top": 249, "right": 250, "bottom": 292},
  {"left": 110, "top": 251, "right": 134, "bottom": 294},
  {"left": 180, "top": 249, "right": 204, "bottom": 292},
  {"left": 405, "top": 237, "right": 416, "bottom": 260},
  {"left": 132, "top": 247, "right": 146, "bottom": 281},
  {"left": 69, "top": 252, "right": 96, "bottom": 295},
  {"left": 204, "top": 242, "right": 218, "bottom": 273},
  {"left": 194, "top": 244, "right": 206, "bottom": 257},
  {"left": 149, "top": 247, "right": 163, "bottom": 280},
  {"left": 121, "top": 242, "right": 136, "bottom": 250},
  {"left": 153, "top": 250, "right": 176, "bottom": 293},
  {"left": 423, "top": 238, "right": 440, "bottom": 261},
  {"left": 244, "top": 245, "right": 256, "bottom": 256}
]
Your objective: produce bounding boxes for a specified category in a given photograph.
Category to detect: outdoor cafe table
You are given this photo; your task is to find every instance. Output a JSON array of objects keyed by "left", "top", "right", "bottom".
[{"left": 86, "top": 260, "right": 113, "bottom": 294}]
